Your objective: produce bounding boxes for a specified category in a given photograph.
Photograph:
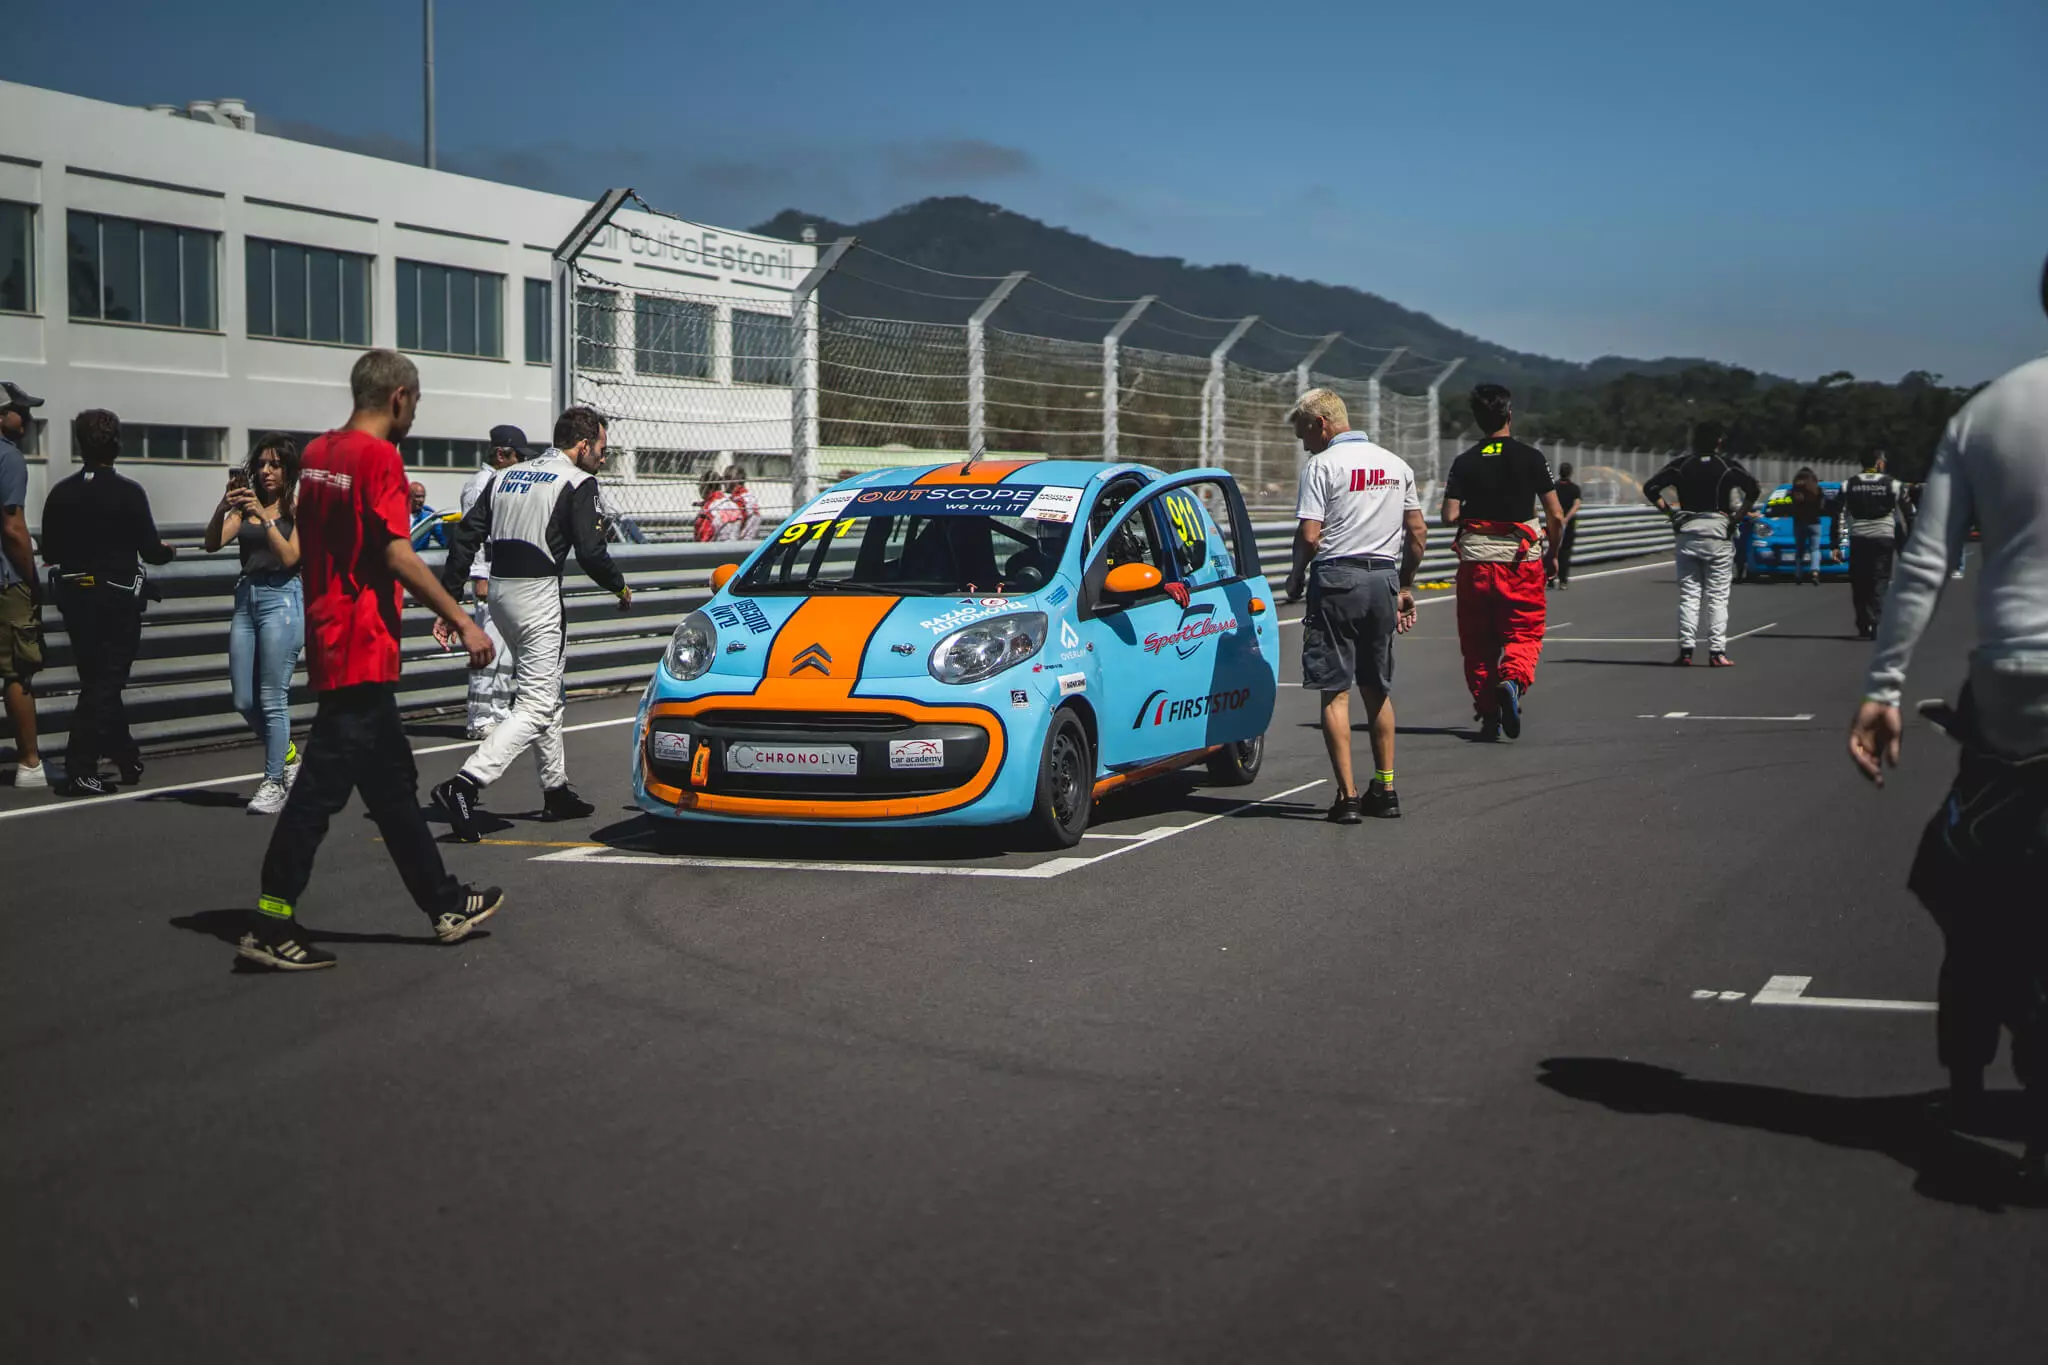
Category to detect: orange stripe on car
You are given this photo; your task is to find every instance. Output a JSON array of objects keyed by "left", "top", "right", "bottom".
[
  {"left": 913, "top": 459, "right": 1038, "bottom": 486},
  {"left": 761, "top": 597, "right": 900, "bottom": 690}
]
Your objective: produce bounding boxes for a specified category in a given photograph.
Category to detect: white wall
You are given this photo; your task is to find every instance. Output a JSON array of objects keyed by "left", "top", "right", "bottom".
[{"left": 0, "top": 80, "right": 813, "bottom": 528}]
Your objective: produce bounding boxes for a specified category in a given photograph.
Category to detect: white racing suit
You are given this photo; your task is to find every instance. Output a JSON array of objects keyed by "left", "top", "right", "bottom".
[
  {"left": 458, "top": 465, "right": 516, "bottom": 738},
  {"left": 1674, "top": 517, "right": 1735, "bottom": 653},
  {"left": 442, "top": 448, "right": 626, "bottom": 796}
]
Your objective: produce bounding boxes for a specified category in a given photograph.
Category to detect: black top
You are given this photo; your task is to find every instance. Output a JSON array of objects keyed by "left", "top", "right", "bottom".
[
  {"left": 1444, "top": 438, "right": 1556, "bottom": 522},
  {"left": 1555, "top": 478, "right": 1582, "bottom": 515},
  {"left": 237, "top": 512, "right": 297, "bottom": 574},
  {"left": 441, "top": 456, "right": 625, "bottom": 595},
  {"left": 39, "top": 467, "right": 175, "bottom": 582},
  {"left": 1643, "top": 453, "right": 1762, "bottom": 523}
]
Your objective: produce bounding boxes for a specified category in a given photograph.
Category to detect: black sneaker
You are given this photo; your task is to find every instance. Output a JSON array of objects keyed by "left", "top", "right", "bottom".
[
  {"left": 1326, "top": 794, "right": 1363, "bottom": 825},
  {"left": 432, "top": 775, "right": 482, "bottom": 843},
  {"left": 65, "top": 773, "right": 114, "bottom": 799},
  {"left": 1362, "top": 785, "right": 1401, "bottom": 819},
  {"left": 236, "top": 916, "right": 338, "bottom": 971},
  {"left": 1497, "top": 679, "right": 1523, "bottom": 739},
  {"left": 1674, "top": 648, "right": 1695, "bottom": 667},
  {"left": 116, "top": 756, "right": 144, "bottom": 786},
  {"left": 435, "top": 886, "right": 505, "bottom": 944},
  {"left": 1478, "top": 716, "right": 1501, "bottom": 742},
  {"left": 540, "top": 785, "right": 595, "bottom": 821},
  {"left": 1709, "top": 651, "right": 1735, "bottom": 668}
]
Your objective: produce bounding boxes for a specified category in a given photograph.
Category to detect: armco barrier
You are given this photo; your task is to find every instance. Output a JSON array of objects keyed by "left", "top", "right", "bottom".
[{"left": 12, "top": 505, "right": 1674, "bottom": 756}]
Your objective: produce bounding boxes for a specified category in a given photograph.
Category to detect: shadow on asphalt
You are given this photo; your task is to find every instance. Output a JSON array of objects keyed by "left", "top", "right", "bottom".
[
  {"left": 1292, "top": 722, "right": 1494, "bottom": 744},
  {"left": 1749, "top": 631, "right": 1864, "bottom": 641},
  {"left": 1553, "top": 658, "right": 1686, "bottom": 668},
  {"left": 170, "top": 908, "right": 461, "bottom": 950},
  {"left": 1537, "top": 1057, "right": 2046, "bottom": 1212},
  {"left": 140, "top": 789, "right": 249, "bottom": 810}
]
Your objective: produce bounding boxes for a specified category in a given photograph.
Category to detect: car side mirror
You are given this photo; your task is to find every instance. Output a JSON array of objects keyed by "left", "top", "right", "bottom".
[
  {"left": 709, "top": 563, "right": 740, "bottom": 591},
  {"left": 1103, "top": 562, "right": 1163, "bottom": 596}
]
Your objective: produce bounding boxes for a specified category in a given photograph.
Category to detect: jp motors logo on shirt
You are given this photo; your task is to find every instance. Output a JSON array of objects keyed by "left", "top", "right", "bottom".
[
  {"left": 1348, "top": 468, "right": 1392, "bottom": 492},
  {"left": 1143, "top": 603, "right": 1236, "bottom": 659}
]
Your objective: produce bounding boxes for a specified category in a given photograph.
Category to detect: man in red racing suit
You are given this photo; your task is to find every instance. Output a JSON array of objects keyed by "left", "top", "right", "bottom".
[{"left": 1441, "top": 384, "right": 1567, "bottom": 741}]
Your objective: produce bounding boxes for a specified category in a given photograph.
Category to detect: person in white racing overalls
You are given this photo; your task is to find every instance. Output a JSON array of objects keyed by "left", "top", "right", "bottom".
[
  {"left": 1642, "top": 422, "right": 1761, "bottom": 666},
  {"left": 457, "top": 426, "right": 530, "bottom": 739},
  {"left": 431, "top": 407, "right": 631, "bottom": 836}
]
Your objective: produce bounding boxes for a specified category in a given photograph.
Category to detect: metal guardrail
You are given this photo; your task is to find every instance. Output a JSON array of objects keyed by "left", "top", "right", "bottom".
[{"left": 12, "top": 505, "right": 1674, "bottom": 757}]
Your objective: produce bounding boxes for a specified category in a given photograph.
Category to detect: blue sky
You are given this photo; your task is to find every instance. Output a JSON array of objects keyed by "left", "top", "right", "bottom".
[{"left": 18, "top": 0, "right": 2047, "bottom": 383}]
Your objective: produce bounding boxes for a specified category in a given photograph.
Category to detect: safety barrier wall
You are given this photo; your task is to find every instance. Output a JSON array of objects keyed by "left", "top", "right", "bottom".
[{"left": 10, "top": 505, "right": 1674, "bottom": 758}]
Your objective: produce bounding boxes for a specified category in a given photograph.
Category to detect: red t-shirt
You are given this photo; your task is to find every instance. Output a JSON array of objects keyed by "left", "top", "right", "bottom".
[{"left": 296, "top": 429, "right": 414, "bottom": 690}]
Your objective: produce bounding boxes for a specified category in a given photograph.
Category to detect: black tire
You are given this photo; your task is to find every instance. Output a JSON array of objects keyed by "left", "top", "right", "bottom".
[
  {"left": 1205, "top": 733, "right": 1265, "bottom": 786},
  {"left": 1022, "top": 708, "right": 1093, "bottom": 849}
]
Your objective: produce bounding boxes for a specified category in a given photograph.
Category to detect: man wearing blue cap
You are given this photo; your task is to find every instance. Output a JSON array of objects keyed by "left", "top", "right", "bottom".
[{"left": 457, "top": 426, "right": 530, "bottom": 738}]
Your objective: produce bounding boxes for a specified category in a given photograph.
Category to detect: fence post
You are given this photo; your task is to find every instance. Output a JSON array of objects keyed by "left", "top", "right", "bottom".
[
  {"left": 1422, "top": 357, "right": 1465, "bottom": 472},
  {"left": 550, "top": 187, "right": 633, "bottom": 416},
  {"left": 967, "top": 271, "right": 1027, "bottom": 457},
  {"left": 789, "top": 235, "right": 855, "bottom": 507},
  {"left": 1201, "top": 315, "right": 1258, "bottom": 468},
  {"left": 1101, "top": 295, "right": 1155, "bottom": 462},
  {"left": 1366, "top": 346, "right": 1407, "bottom": 446}
]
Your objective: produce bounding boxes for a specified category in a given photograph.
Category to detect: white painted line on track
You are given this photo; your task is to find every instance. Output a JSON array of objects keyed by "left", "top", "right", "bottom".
[
  {"left": 0, "top": 716, "right": 638, "bottom": 824},
  {"left": 1638, "top": 713, "right": 1816, "bottom": 722},
  {"left": 1279, "top": 558, "right": 1679, "bottom": 628},
  {"left": 534, "top": 778, "right": 1329, "bottom": 880},
  {"left": 1714, "top": 974, "right": 1937, "bottom": 1014}
]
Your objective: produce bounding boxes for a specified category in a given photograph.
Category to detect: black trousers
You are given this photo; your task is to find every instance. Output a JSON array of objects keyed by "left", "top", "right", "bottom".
[
  {"left": 54, "top": 581, "right": 142, "bottom": 776},
  {"left": 1849, "top": 537, "right": 1894, "bottom": 633},
  {"left": 1554, "top": 524, "right": 1579, "bottom": 583},
  {"left": 259, "top": 683, "right": 460, "bottom": 918}
]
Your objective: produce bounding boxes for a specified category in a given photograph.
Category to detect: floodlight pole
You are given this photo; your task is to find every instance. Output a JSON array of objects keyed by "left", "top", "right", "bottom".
[
  {"left": 549, "top": 187, "right": 633, "bottom": 415},
  {"left": 966, "top": 271, "right": 1027, "bottom": 458},
  {"left": 1101, "top": 295, "right": 1155, "bottom": 462},
  {"left": 789, "top": 236, "right": 856, "bottom": 505},
  {"left": 1201, "top": 315, "right": 1257, "bottom": 467}
]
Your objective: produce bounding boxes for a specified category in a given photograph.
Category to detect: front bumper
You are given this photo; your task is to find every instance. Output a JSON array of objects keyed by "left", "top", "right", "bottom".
[{"left": 634, "top": 690, "right": 1027, "bottom": 824}]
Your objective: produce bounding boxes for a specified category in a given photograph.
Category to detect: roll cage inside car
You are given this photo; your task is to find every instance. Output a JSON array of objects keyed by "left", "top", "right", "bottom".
[{"left": 1078, "top": 469, "right": 1263, "bottom": 619}]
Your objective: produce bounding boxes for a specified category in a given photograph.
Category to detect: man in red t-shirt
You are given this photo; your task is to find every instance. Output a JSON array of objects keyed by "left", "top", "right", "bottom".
[
  {"left": 238, "top": 349, "right": 504, "bottom": 971},
  {"left": 1441, "top": 384, "right": 1567, "bottom": 742}
]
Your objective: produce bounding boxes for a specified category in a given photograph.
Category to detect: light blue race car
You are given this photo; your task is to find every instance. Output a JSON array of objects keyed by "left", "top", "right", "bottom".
[{"left": 629, "top": 459, "right": 1282, "bottom": 847}]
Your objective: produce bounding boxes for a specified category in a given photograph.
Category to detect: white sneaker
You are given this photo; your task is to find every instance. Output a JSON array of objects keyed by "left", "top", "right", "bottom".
[
  {"left": 247, "top": 779, "right": 290, "bottom": 815},
  {"left": 14, "top": 760, "right": 47, "bottom": 789}
]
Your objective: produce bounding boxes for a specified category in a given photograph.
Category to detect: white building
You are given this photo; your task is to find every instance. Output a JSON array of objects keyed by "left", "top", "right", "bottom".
[{"left": 0, "top": 79, "right": 814, "bottom": 529}]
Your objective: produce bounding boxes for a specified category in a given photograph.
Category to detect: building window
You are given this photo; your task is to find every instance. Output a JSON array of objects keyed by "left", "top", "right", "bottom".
[
  {"left": 400, "top": 436, "right": 490, "bottom": 470},
  {"left": 634, "top": 295, "right": 713, "bottom": 379},
  {"left": 732, "top": 309, "right": 792, "bottom": 386},
  {"left": 524, "top": 278, "right": 552, "bottom": 364},
  {"left": 0, "top": 201, "right": 33, "bottom": 314},
  {"left": 634, "top": 449, "right": 722, "bottom": 479},
  {"left": 67, "top": 211, "right": 219, "bottom": 330},
  {"left": 576, "top": 286, "right": 618, "bottom": 371},
  {"left": 395, "top": 260, "right": 502, "bottom": 359},
  {"left": 247, "top": 239, "right": 370, "bottom": 346},
  {"left": 118, "top": 425, "right": 225, "bottom": 463}
]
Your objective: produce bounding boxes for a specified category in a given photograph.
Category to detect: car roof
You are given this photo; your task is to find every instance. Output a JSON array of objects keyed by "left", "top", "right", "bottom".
[{"left": 833, "top": 459, "right": 1164, "bottom": 493}]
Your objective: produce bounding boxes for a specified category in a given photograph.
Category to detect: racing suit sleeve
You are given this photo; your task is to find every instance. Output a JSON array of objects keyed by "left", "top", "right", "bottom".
[
  {"left": 1642, "top": 460, "right": 1679, "bottom": 507},
  {"left": 1730, "top": 462, "right": 1762, "bottom": 515},
  {"left": 1861, "top": 427, "right": 1973, "bottom": 708},
  {"left": 566, "top": 479, "right": 627, "bottom": 596},
  {"left": 441, "top": 486, "right": 492, "bottom": 593}
]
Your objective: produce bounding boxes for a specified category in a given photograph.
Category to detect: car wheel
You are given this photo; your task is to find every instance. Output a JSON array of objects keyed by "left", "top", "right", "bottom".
[
  {"left": 1205, "top": 733, "right": 1264, "bottom": 786},
  {"left": 1023, "top": 708, "right": 1093, "bottom": 849}
]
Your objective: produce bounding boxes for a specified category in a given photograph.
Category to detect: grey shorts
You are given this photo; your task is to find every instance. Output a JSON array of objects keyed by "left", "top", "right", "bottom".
[{"left": 1301, "top": 561, "right": 1398, "bottom": 695}]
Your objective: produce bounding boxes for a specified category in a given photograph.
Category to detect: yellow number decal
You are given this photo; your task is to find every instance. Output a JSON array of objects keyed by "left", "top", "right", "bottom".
[
  {"left": 778, "top": 522, "right": 807, "bottom": 544},
  {"left": 1164, "top": 492, "right": 1205, "bottom": 548}
]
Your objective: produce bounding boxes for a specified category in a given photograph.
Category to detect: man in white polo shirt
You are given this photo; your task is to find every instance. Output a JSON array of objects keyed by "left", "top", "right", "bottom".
[{"left": 1285, "top": 388, "right": 1427, "bottom": 823}]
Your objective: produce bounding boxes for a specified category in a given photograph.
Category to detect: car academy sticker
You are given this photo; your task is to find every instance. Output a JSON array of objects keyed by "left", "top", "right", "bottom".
[{"left": 888, "top": 738, "right": 945, "bottom": 770}]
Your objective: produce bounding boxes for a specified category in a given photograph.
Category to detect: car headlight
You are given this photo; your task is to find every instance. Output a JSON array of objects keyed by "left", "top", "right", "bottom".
[
  {"left": 666, "top": 609, "right": 717, "bottom": 680},
  {"left": 929, "top": 611, "right": 1048, "bottom": 685}
]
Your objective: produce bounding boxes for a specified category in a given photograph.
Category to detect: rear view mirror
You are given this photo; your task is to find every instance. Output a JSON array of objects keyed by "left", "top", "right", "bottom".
[
  {"left": 1103, "top": 562, "right": 1163, "bottom": 596},
  {"left": 709, "top": 563, "right": 740, "bottom": 591}
]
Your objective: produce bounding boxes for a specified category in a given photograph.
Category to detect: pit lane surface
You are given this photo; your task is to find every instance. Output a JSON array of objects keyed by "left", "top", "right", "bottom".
[{"left": 6, "top": 557, "right": 2044, "bottom": 1363}]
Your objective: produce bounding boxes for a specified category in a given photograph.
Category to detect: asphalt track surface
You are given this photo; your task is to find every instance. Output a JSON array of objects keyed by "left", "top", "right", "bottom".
[{"left": 7, "top": 555, "right": 2046, "bottom": 1363}]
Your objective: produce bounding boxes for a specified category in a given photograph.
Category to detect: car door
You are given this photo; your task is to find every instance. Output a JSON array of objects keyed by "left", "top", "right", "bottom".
[{"left": 1082, "top": 472, "right": 1275, "bottom": 770}]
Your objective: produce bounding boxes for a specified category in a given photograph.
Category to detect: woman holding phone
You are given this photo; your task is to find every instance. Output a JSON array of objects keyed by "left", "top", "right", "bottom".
[{"left": 204, "top": 433, "right": 304, "bottom": 813}]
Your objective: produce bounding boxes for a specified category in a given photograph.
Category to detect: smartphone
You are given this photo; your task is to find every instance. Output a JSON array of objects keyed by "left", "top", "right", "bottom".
[{"left": 227, "top": 468, "right": 249, "bottom": 490}]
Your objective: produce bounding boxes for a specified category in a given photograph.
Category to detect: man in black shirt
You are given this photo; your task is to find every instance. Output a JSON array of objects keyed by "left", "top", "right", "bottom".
[
  {"left": 1550, "top": 462, "right": 1583, "bottom": 587},
  {"left": 39, "top": 410, "right": 176, "bottom": 796},
  {"left": 1441, "top": 385, "right": 1567, "bottom": 740},
  {"left": 1642, "top": 423, "right": 1761, "bottom": 665}
]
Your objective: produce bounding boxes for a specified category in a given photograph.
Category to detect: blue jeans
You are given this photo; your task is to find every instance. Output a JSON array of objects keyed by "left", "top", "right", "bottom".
[
  {"left": 230, "top": 572, "right": 304, "bottom": 781},
  {"left": 1794, "top": 523, "right": 1822, "bottom": 577}
]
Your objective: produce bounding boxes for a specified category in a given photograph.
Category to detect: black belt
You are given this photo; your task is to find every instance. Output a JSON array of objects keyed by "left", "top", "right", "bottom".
[{"left": 1319, "top": 555, "right": 1398, "bottom": 571}]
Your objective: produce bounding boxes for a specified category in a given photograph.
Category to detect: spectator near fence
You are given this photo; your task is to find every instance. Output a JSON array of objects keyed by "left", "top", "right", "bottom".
[
  {"left": 457, "top": 427, "right": 529, "bottom": 739},
  {"left": 408, "top": 480, "right": 449, "bottom": 550},
  {"left": 204, "top": 433, "right": 305, "bottom": 814},
  {"left": 239, "top": 348, "right": 502, "bottom": 973},
  {"left": 1, "top": 380, "right": 44, "bottom": 789},
  {"left": 38, "top": 409, "right": 177, "bottom": 798},
  {"left": 1550, "top": 462, "right": 1582, "bottom": 588},
  {"left": 720, "top": 466, "right": 762, "bottom": 541},
  {"left": 693, "top": 472, "right": 736, "bottom": 543}
]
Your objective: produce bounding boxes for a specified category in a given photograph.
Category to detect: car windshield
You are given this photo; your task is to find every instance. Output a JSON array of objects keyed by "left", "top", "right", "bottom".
[{"left": 736, "top": 484, "right": 1081, "bottom": 597}]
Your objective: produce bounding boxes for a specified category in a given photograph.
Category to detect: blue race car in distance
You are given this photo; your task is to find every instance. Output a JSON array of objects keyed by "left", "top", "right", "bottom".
[
  {"left": 630, "top": 459, "right": 1283, "bottom": 848},
  {"left": 1742, "top": 481, "right": 1848, "bottom": 581}
]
